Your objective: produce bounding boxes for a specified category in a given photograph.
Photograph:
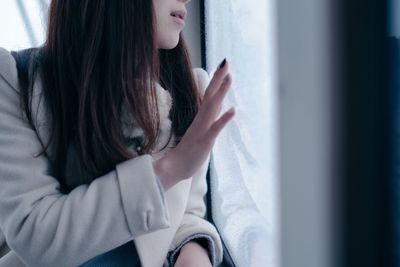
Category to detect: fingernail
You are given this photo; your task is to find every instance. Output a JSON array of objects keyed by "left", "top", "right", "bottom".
[
  {"left": 219, "top": 58, "right": 227, "bottom": 69},
  {"left": 227, "top": 107, "right": 235, "bottom": 114},
  {"left": 223, "top": 74, "right": 230, "bottom": 84}
]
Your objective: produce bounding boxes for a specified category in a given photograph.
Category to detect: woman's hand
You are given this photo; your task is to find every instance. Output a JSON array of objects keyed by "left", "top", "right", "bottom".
[
  {"left": 174, "top": 241, "right": 213, "bottom": 267},
  {"left": 154, "top": 59, "right": 235, "bottom": 190}
]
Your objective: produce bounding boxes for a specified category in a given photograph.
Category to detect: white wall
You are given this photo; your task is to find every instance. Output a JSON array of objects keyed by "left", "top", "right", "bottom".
[{"left": 278, "top": 0, "right": 339, "bottom": 266}]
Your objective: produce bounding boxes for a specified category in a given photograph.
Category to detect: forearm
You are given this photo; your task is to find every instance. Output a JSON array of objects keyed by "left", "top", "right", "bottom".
[{"left": 174, "top": 241, "right": 212, "bottom": 267}]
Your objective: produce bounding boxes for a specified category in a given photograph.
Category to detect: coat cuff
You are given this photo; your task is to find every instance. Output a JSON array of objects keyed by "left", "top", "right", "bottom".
[
  {"left": 167, "top": 234, "right": 217, "bottom": 267},
  {"left": 115, "top": 155, "right": 170, "bottom": 236}
]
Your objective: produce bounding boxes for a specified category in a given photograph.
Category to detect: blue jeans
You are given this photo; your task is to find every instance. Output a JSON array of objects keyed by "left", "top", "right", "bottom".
[{"left": 79, "top": 241, "right": 141, "bottom": 267}]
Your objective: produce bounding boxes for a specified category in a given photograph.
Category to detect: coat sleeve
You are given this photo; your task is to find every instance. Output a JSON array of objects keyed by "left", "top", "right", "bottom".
[
  {"left": 0, "top": 47, "right": 170, "bottom": 267},
  {"left": 166, "top": 68, "right": 223, "bottom": 266}
]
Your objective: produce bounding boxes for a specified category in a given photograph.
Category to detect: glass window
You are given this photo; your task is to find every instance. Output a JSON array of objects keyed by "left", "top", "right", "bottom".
[
  {"left": 204, "top": 1, "right": 279, "bottom": 266},
  {"left": 0, "top": 0, "right": 49, "bottom": 51}
]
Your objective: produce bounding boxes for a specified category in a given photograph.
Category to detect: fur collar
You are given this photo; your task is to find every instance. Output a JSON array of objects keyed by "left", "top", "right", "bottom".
[{"left": 121, "top": 82, "right": 173, "bottom": 156}]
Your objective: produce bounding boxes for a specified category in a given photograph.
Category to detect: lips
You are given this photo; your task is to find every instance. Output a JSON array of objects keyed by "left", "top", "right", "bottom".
[{"left": 170, "top": 10, "right": 187, "bottom": 21}]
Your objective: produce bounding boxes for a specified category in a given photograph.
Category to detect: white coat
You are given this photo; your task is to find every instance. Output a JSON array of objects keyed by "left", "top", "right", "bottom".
[{"left": 0, "top": 47, "right": 223, "bottom": 267}]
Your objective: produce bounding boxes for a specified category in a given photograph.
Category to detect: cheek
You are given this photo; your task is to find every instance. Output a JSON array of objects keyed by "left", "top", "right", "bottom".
[{"left": 155, "top": 19, "right": 181, "bottom": 49}]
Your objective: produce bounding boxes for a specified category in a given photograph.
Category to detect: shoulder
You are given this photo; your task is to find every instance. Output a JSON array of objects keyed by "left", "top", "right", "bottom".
[
  {"left": 0, "top": 47, "right": 19, "bottom": 92},
  {"left": 192, "top": 67, "right": 210, "bottom": 97}
]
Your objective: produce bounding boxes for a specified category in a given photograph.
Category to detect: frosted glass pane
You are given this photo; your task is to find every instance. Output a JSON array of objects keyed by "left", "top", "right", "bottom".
[
  {"left": 205, "top": 0, "right": 279, "bottom": 266},
  {"left": 0, "top": 0, "right": 49, "bottom": 51}
]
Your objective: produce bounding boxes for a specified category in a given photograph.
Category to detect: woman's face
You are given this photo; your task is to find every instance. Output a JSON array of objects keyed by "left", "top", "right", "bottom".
[{"left": 153, "top": 0, "right": 190, "bottom": 49}]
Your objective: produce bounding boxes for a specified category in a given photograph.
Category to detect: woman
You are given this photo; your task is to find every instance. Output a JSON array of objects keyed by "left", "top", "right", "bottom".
[{"left": 0, "top": 0, "right": 235, "bottom": 266}]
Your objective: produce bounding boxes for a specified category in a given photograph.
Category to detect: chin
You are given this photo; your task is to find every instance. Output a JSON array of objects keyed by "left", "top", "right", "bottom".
[{"left": 158, "top": 36, "right": 180, "bottom": 50}]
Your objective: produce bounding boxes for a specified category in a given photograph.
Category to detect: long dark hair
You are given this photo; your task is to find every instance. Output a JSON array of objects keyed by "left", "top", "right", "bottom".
[{"left": 22, "top": 0, "right": 201, "bottom": 187}]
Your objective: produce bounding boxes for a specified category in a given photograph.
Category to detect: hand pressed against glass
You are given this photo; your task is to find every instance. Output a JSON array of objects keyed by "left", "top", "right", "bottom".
[{"left": 153, "top": 59, "right": 234, "bottom": 190}]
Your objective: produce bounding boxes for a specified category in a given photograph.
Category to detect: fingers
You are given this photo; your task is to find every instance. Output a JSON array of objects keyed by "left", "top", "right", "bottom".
[
  {"left": 205, "top": 107, "right": 236, "bottom": 141},
  {"left": 194, "top": 59, "right": 232, "bottom": 127},
  {"left": 203, "top": 59, "right": 230, "bottom": 101},
  {"left": 194, "top": 73, "right": 232, "bottom": 130},
  {"left": 207, "top": 73, "right": 232, "bottom": 119},
  {"left": 190, "top": 58, "right": 233, "bottom": 139}
]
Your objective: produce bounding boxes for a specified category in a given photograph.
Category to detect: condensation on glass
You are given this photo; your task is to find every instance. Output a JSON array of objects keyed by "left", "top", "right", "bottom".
[{"left": 204, "top": 1, "right": 279, "bottom": 266}]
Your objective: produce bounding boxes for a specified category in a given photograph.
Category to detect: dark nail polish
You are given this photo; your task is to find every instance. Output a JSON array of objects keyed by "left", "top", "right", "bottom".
[{"left": 219, "top": 58, "right": 226, "bottom": 69}]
